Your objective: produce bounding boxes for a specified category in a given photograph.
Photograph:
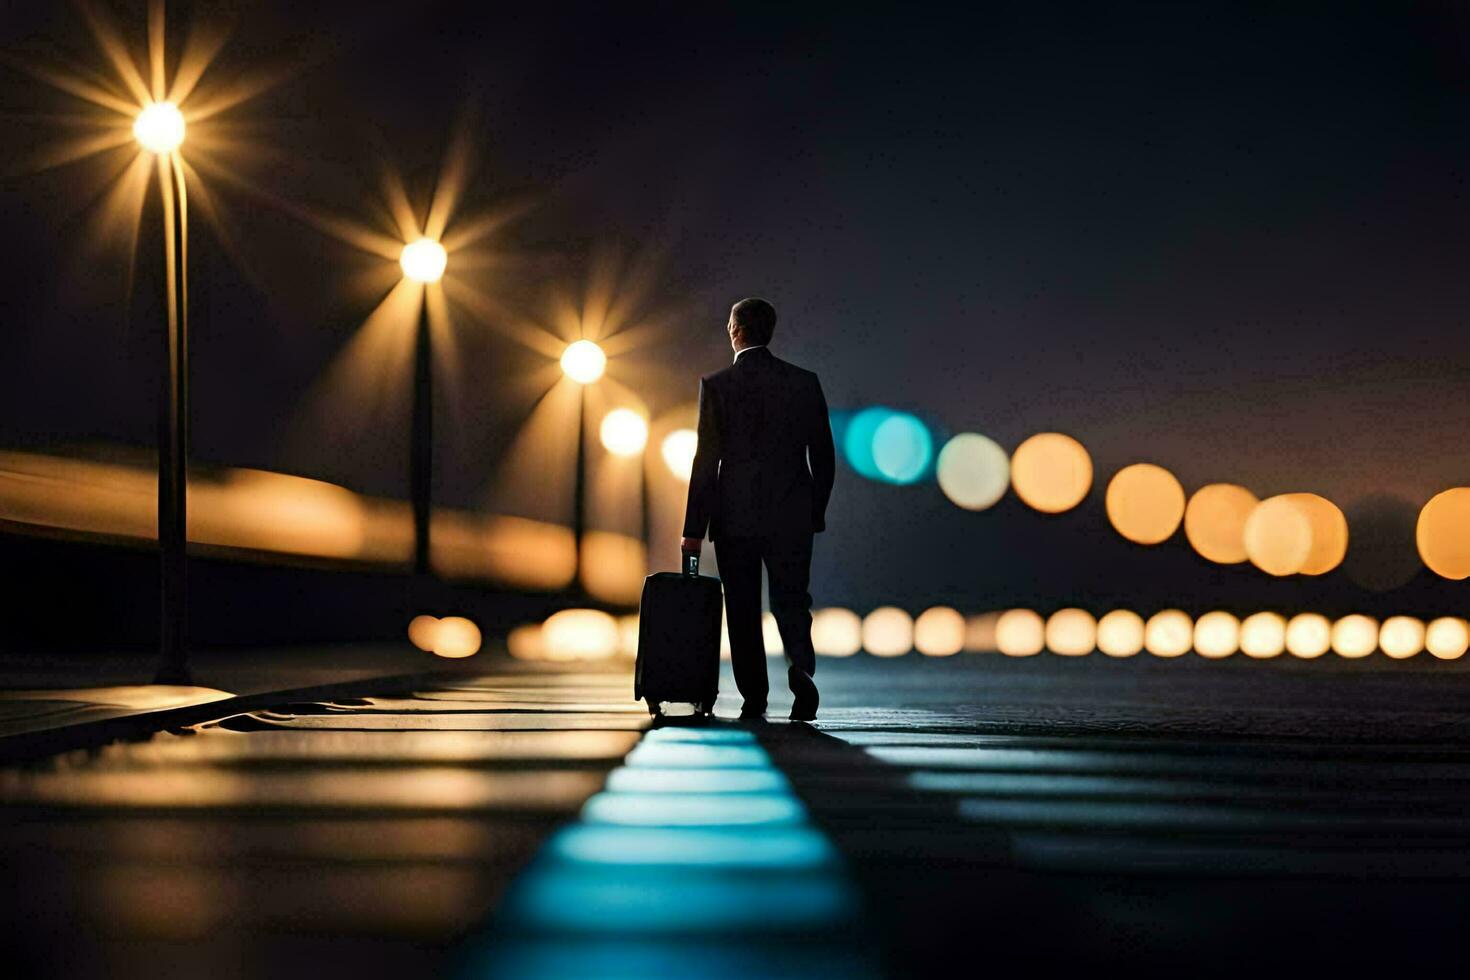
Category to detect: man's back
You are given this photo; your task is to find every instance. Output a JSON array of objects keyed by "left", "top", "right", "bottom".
[{"left": 683, "top": 346, "right": 835, "bottom": 543}]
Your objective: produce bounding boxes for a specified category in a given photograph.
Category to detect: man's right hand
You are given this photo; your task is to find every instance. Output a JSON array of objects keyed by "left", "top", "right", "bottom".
[{"left": 680, "top": 536, "right": 702, "bottom": 555}]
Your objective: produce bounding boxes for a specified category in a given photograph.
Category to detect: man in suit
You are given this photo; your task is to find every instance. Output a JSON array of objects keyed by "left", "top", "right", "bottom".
[{"left": 681, "top": 298, "right": 836, "bottom": 721}]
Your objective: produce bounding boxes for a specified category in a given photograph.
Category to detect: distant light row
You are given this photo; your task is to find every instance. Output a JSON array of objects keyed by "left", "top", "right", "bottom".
[
  {"left": 839, "top": 412, "right": 1470, "bottom": 581},
  {"left": 503, "top": 606, "right": 1470, "bottom": 663}
]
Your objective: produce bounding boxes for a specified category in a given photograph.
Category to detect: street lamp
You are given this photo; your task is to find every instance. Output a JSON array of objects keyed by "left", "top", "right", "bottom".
[
  {"left": 560, "top": 339, "right": 606, "bottom": 384},
  {"left": 135, "top": 100, "right": 190, "bottom": 684},
  {"left": 133, "top": 102, "right": 186, "bottom": 154},
  {"left": 561, "top": 339, "right": 607, "bottom": 584},
  {"left": 399, "top": 237, "right": 447, "bottom": 575}
]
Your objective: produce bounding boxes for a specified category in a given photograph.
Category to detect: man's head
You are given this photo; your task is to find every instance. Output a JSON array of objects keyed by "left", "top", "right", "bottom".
[{"left": 727, "top": 297, "right": 777, "bottom": 353}]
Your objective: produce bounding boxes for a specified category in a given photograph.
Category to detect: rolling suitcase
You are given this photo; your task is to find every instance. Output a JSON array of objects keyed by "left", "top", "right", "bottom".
[{"left": 634, "top": 552, "right": 722, "bottom": 716}]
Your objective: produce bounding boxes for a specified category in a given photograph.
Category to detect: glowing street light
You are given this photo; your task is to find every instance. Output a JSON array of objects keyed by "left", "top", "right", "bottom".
[
  {"left": 400, "top": 237, "right": 447, "bottom": 284},
  {"left": 133, "top": 102, "right": 186, "bottom": 155},
  {"left": 561, "top": 339, "right": 607, "bottom": 384},
  {"left": 134, "top": 99, "right": 190, "bottom": 683},
  {"left": 401, "top": 237, "right": 448, "bottom": 574},
  {"left": 561, "top": 339, "right": 609, "bottom": 582}
]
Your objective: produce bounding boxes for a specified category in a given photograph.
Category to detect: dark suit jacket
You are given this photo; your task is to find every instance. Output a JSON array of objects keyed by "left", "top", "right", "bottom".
[{"left": 682, "top": 346, "right": 836, "bottom": 542}]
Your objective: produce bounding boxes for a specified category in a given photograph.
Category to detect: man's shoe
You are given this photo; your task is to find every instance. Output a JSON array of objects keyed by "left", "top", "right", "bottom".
[
  {"left": 788, "top": 668, "right": 819, "bottom": 721},
  {"left": 739, "top": 701, "right": 767, "bottom": 720}
]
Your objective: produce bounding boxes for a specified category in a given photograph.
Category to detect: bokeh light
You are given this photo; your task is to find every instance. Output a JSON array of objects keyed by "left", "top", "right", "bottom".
[
  {"left": 1096, "top": 610, "right": 1144, "bottom": 657},
  {"left": 1045, "top": 608, "right": 1096, "bottom": 656},
  {"left": 842, "top": 407, "right": 895, "bottom": 480},
  {"left": 1426, "top": 618, "right": 1470, "bottom": 660},
  {"left": 599, "top": 408, "right": 649, "bottom": 457},
  {"left": 1144, "top": 610, "right": 1193, "bottom": 658},
  {"left": 407, "top": 614, "right": 439, "bottom": 652},
  {"left": 862, "top": 607, "right": 913, "bottom": 657},
  {"left": 1184, "top": 483, "right": 1258, "bottom": 564},
  {"left": 507, "top": 623, "right": 544, "bottom": 661},
  {"left": 1239, "top": 612, "right": 1287, "bottom": 659},
  {"left": 431, "top": 616, "right": 481, "bottom": 658},
  {"left": 1379, "top": 616, "right": 1424, "bottom": 660},
  {"left": 914, "top": 607, "right": 964, "bottom": 656},
  {"left": 543, "top": 608, "right": 619, "bottom": 660},
  {"left": 762, "top": 612, "right": 785, "bottom": 655},
  {"left": 133, "top": 101, "right": 185, "bottom": 154},
  {"left": 1010, "top": 433, "right": 1092, "bottom": 514},
  {"left": 964, "top": 612, "right": 1000, "bottom": 653},
  {"left": 1417, "top": 488, "right": 1470, "bottom": 580},
  {"left": 617, "top": 614, "right": 640, "bottom": 658},
  {"left": 936, "top": 433, "right": 1009, "bottom": 511},
  {"left": 1244, "top": 495, "right": 1314, "bottom": 576},
  {"left": 1285, "top": 613, "right": 1332, "bottom": 659},
  {"left": 560, "top": 339, "right": 607, "bottom": 384},
  {"left": 1193, "top": 611, "right": 1240, "bottom": 659},
  {"left": 1282, "top": 492, "right": 1348, "bottom": 575},
  {"left": 812, "top": 608, "right": 862, "bottom": 657},
  {"left": 1105, "top": 463, "right": 1185, "bottom": 545},
  {"left": 996, "top": 609, "right": 1045, "bottom": 657},
  {"left": 871, "top": 413, "right": 933, "bottom": 484},
  {"left": 661, "top": 429, "right": 698, "bottom": 480},
  {"left": 1332, "top": 614, "right": 1379, "bottom": 659},
  {"left": 399, "top": 237, "right": 448, "bottom": 284}
]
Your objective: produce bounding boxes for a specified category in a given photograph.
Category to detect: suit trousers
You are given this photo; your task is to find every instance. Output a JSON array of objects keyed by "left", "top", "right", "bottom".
[{"left": 714, "top": 532, "right": 817, "bottom": 704}]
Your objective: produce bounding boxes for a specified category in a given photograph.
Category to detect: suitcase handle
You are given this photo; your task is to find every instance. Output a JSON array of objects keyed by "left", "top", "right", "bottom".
[{"left": 683, "top": 552, "right": 699, "bottom": 578}]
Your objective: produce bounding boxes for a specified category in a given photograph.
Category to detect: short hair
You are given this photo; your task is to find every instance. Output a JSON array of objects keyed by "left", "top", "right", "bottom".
[{"left": 731, "top": 297, "right": 777, "bottom": 346}]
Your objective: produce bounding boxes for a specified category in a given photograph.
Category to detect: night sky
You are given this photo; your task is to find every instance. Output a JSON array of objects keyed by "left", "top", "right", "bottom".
[{"left": 3, "top": 1, "right": 1469, "bottom": 610}]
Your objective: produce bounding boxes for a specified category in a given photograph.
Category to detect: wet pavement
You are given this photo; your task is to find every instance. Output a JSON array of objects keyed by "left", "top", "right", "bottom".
[
  {"left": 4, "top": 652, "right": 1470, "bottom": 976},
  {"left": 0, "top": 669, "right": 644, "bottom": 979}
]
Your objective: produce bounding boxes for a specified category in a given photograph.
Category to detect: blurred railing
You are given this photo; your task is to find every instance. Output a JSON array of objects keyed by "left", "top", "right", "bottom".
[{"left": 0, "top": 450, "right": 645, "bottom": 604}]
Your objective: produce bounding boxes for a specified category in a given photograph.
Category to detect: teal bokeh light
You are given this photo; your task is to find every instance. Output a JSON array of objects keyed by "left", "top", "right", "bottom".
[
  {"left": 871, "top": 413, "right": 933, "bottom": 484},
  {"left": 842, "top": 407, "right": 896, "bottom": 479}
]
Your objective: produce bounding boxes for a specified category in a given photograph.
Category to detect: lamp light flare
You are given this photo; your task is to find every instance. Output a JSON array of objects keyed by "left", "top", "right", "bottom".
[
  {"left": 936, "top": 433, "right": 1009, "bottom": 511},
  {"left": 1240, "top": 612, "right": 1287, "bottom": 659},
  {"left": 1193, "top": 611, "right": 1240, "bottom": 659},
  {"left": 599, "top": 409, "right": 649, "bottom": 457},
  {"left": 914, "top": 607, "right": 965, "bottom": 656},
  {"left": 996, "top": 609, "right": 1045, "bottom": 657},
  {"left": 661, "top": 429, "right": 698, "bottom": 481},
  {"left": 1106, "top": 463, "right": 1186, "bottom": 545},
  {"left": 1426, "top": 618, "right": 1470, "bottom": 660},
  {"left": 1285, "top": 613, "right": 1332, "bottom": 659},
  {"left": 1379, "top": 616, "right": 1425, "bottom": 660},
  {"left": 1244, "top": 495, "right": 1314, "bottom": 576},
  {"left": 1096, "top": 609, "right": 1145, "bottom": 657},
  {"left": 812, "top": 608, "right": 862, "bottom": 657},
  {"left": 1185, "top": 483, "right": 1258, "bottom": 565},
  {"left": 561, "top": 339, "right": 607, "bottom": 384},
  {"left": 1332, "top": 614, "right": 1379, "bottom": 659},
  {"left": 133, "top": 101, "right": 185, "bottom": 154},
  {"left": 862, "top": 607, "right": 914, "bottom": 657},
  {"left": 1045, "top": 608, "right": 1096, "bottom": 656},
  {"left": 1010, "top": 432, "right": 1093, "bottom": 514},
  {"left": 431, "top": 616, "right": 482, "bottom": 659},
  {"left": 1144, "top": 610, "right": 1193, "bottom": 658},
  {"left": 399, "top": 237, "right": 447, "bottom": 284}
]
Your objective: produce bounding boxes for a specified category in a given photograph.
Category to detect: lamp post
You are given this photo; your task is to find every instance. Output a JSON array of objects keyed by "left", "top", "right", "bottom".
[
  {"left": 134, "top": 101, "right": 191, "bottom": 684},
  {"left": 559, "top": 339, "right": 607, "bottom": 585},
  {"left": 399, "top": 237, "right": 448, "bottom": 575}
]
